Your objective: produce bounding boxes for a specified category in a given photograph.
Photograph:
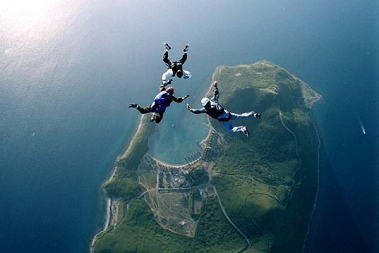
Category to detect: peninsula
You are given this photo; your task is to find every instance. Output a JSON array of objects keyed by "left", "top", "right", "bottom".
[{"left": 91, "top": 61, "right": 322, "bottom": 253}]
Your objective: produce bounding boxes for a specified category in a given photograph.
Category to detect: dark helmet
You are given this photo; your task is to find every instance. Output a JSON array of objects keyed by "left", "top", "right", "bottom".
[
  {"left": 176, "top": 69, "right": 183, "bottom": 78},
  {"left": 166, "top": 86, "right": 174, "bottom": 94}
]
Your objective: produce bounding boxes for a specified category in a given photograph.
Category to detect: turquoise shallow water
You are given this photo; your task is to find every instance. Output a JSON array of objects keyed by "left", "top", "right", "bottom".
[{"left": 0, "top": 0, "right": 377, "bottom": 252}]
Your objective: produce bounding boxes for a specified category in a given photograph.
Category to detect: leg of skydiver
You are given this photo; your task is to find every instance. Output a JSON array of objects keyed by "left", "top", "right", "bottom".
[
  {"left": 163, "top": 51, "right": 171, "bottom": 67},
  {"left": 178, "top": 52, "right": 187, "bottom": 64},
  {"left": 229, "top": 111, "right": 260, "bottom": 120},
  {"left": 221, "top": 121, "right": 248, "bottom": 136},
  {"left": 151, "top": 111, "right": 163, "bottom": 124}
]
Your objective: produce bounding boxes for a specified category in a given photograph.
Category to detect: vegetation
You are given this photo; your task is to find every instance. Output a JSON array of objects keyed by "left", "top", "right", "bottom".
[
  {"left": 93, "top": 61, "right": 321, "bottom": 253},
  {"left": 104, "top": 116, "right": 154, "bottom": 201}
]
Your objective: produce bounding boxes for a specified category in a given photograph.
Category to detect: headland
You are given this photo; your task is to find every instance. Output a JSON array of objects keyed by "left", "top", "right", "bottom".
[{"left": 91, "top": 60, "right": 321, "bottom": 253}]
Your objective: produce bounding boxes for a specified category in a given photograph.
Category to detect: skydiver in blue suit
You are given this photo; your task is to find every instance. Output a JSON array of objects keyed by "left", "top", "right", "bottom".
[{"left": 128, "top": 85, "right": 189, "bottom": 124}]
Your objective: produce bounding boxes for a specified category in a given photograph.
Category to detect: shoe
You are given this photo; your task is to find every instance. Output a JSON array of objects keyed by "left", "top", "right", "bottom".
[
  {"left": 162, "top": 79, "right": 172, "bottom": 87},
  {"left": 183, "top": 44, "right": 189, "bottom": 52},
  {"left": 242, "top": 126, "right": 249, "bottom": 137},
  {"left": 254, "top": 113, "right": 261, "bottom": 118},
  {"left": 150, "top": 113, "right": 156, "bottom": 122},
  {"left": 128, "top": 103, "right": 137, "bottom": 108},
  {"left": 164, "top": 43, "right": 171, "bottom": 51}
]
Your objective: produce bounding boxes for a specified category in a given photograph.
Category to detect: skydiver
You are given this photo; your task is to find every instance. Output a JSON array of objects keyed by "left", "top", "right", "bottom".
[
  {"left": 162, "top": 43, "right": 192, "bottom": 86},
  {"left": 186, "top": 81, "right": 261, "bottom": 137},
  {"left": 128, "top": 85, "right": 189, "bottom": 124}
]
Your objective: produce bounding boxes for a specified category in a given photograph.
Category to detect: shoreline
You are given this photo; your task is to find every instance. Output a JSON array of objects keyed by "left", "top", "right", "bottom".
[
  {"left": 90, "top": 198, "right": 111, "bottom": 253},
  {"left": 90, "top": 115, "right": 146, "bottom": 252},
  {"left": 90, "top": 197, "right": 122, "bottom": 253},
  {"left": 301, "top": 111, "right": 322, "bottom": 251},
  {"left": 90, "top": 113, "right": 213, "bottom": 252}
]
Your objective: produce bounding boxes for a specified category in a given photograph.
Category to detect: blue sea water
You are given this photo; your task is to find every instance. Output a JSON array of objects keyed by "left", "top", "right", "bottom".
[{"left": 0, "top": 1, "right": 377, "bottom": 252}]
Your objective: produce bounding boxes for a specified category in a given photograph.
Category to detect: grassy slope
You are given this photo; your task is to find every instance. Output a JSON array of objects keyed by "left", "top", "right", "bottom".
[{"left": 211, "top": 61, "right": 320, "bottom": 252}]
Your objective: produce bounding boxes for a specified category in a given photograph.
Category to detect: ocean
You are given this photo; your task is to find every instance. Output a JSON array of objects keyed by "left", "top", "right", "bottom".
[{"left": 0, "top": 0, "right": 377, "bottom": 252}]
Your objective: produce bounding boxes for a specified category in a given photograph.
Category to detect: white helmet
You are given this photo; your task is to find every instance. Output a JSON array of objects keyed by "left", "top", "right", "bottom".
[
  {"left": 201, "top": 98, "right": 210, "bottom": 107},
  {"left": 183, "top": 71, "right": 191, "bottom": 79}
]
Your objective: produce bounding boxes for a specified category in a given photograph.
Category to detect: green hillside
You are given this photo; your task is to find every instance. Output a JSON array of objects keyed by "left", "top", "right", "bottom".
[{"left": 92, "top": 61, "right": 321, "bottom": 253}]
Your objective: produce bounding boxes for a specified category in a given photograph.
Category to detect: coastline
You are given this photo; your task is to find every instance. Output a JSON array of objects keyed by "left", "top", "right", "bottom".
[
  {"left": 302, "top": 110, "right": 322, "bottom": 251},
  {"left": 90, "top": 115, "right": 147, "bottom": 253},
  {"left": 89, "top": 113, "right": 213, "bottom": 252},
  {"left": 90, "top": 198, "right": 111, "bottom": 253},
  {"left": 90, "top": 198, "right": 122, "bottom": 253}
]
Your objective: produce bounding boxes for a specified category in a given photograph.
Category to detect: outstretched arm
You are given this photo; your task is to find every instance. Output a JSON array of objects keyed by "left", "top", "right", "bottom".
[
  {"left": 186, "top": 103, "right": 207, "bottom": 114},
  {"left": 172, "top": 94, "right": 190, "bottom": 103}
]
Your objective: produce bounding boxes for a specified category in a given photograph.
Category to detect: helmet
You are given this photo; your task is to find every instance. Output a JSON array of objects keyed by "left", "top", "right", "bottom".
[
  {"left": 176, "top": 70, "right": 183, "bottom": 78},
  {"left": 201, "top": 98, "right": 210, "bottom": 107},
  {"left": 183, "top": 71, "right": 191, "bottom": 79},
  {"left": 166, "top": 86, "right": 174, "bottom": 94}
]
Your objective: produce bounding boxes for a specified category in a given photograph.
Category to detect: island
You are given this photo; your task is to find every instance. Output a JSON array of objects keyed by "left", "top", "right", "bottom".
[{"left": 91, "top": 60, "right": 322, "bottom": 253}]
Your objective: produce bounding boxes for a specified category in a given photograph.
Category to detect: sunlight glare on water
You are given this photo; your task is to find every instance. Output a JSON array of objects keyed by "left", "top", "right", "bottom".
[
  {"left": 0, "top": 0, "right": 87, "bottom": 104},
  {"left": 0, "top": 0, "right": 61, "bottom": 26}
]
